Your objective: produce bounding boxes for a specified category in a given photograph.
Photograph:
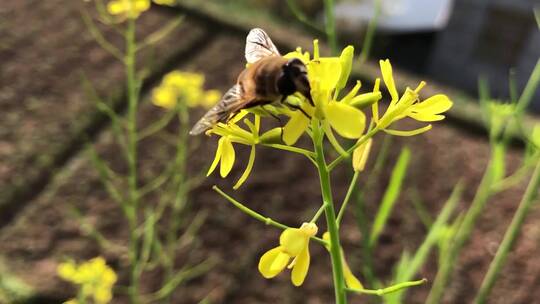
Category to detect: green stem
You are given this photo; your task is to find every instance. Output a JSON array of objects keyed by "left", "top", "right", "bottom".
[
  {"left": 213, "top": 186, "right": 327, "bottom": 245},
  {"left": 262, "top": 143, "right": 316, "bottom": 159},
  {"left": 125, "top": 17, "right": 140, "bottom": 304},
  {"left": 285, "top": 0, "right": 322, "bottom": 32},
  {"left": 474, "top": 158, "right": 540, "bottom": 303},
  {"left": 347, "top": 278, "right": 427, "bottom": 296},
  {"left": 323, "top": 0, "right": 337, "bottom": 55},
  {"left": 359, "top": 0, "right": 381, "bottom": 63},
  {"left": 426, "top": 160, "right": 495, "bottom": 304},
  {"left": 312, "top": 121, "right": 347, "bottom": 304},
  {"left": 310, "top": 201, "right": 328, "bottom": 223},
  {"left": 336, "top": 171, "right": 359, "bottom": 226},
  {"left": 515, "top": 57, "right": 540, "bottom": 116}
]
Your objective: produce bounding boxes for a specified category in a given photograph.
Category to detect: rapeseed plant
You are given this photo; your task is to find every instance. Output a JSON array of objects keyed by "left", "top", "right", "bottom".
[
  {"left": 207, "top": 39, "right": 452, "bottom": 303},
  {"left": 58, "top": 257, "right": 117, "bottom": 304}
]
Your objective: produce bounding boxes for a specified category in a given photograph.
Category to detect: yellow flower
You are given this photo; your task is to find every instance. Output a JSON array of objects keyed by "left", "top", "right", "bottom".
[
  {"left": 374, "top": 59, "right": 453, "bottom": 136},
  {"left": 282, "top": 42, "right": 372, "bottom": 145},
  {"left": 322, "top": 232, "right": 363, "bottom": 289},
  {"left": 107, "top": 0, "right": 150, "bottom": 19},
  {"left": 207, "top": 114, "right": 280, "bottom": 189},
  {"left": 153, "top": 0, "right": 176, "bottom": 5},
  {"left": 152, "top": 71, "right": 221, "bottom": 110},
  {"left": 57, "top": 257, "right": 117, "bottom": 304},
  {"left": 258, "top": 223, "right": 318, "bottom": 286}
]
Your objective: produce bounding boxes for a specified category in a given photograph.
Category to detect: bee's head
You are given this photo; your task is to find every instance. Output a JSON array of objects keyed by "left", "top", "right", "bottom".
[{"left": 279, "top": 58, "right": 313, "bottom": 105}]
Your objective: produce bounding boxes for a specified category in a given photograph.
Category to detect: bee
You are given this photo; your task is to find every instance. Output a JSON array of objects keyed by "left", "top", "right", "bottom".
[{"left": 189, "top": 28, "right": 313, "bottom": 135}]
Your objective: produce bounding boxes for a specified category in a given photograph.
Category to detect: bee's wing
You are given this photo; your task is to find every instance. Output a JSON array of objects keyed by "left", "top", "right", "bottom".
[
  {"left": 189, "top": 84, "right": 245, "bottom": 135},
  {"left": 245, "top": 28, "right": 281, "bottom": 64}
]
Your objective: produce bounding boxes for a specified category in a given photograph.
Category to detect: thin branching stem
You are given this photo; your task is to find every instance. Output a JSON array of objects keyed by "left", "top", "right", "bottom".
[
  {"left": 323, "top": 0, "right": 338, "bottom": 55},
  {"left": 81, "top": 9, "right": 124, "bottom": 62},
  {"left": 359, "top": 0, "right": 382, "bottom": 63},
  {"left": 212, "top": 186, "right": 327, "bottom": 246},
  {"left": 347, "top": 278, "right": 427, "bottom": 296},
  {"left": 336, "top": 171, "right": 359, "bottom": 226},
  {"left": 328, "top": 127, "right": 380, "bottom": 171}
]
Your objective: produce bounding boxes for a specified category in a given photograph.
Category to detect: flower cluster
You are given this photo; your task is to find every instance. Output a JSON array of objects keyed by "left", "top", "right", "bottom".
[
  {"left": 206, "top": 40, "right": 453, "bottom": 290},
  {"left": 106, "top": 0, "right": 177, "bottom": 20},
  {"left": 57, "top": 257, "right": 117, "bottom": 304},
  {"left": 205, "top": 41, "right": 452, "bottom": 187},
  {"left": 152, "top": 71, "right": 221, "bottom": 110},
  {"left": 107, "top": 0, "right": 151, "bottom": 19}
]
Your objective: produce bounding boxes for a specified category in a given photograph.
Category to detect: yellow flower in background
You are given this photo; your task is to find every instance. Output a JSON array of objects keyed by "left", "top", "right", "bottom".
[
  {"left": 259, "top": 223, "right": 318, "bottom": 286},
  {"left": 58, "top": 257, "right": 117, "bottom": 304},
  {"left": 152, "top": 71, "right": 221, "bottom": 110},
  {"left": 322, "top": 232, "right": 363, "bottom": 289},
  {"left": 107, "top": 0, "right": 150, "bottom": 19},
  {"left": 374, "top": 59, "right": 453, "bottom": 136},
  {"left": 153, "top": 0, "right": 176, "bottom": 5}
]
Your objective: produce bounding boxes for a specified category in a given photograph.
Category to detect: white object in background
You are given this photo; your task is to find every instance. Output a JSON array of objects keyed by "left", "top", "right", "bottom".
[{"left": 334, "top": 0, "right": 454, "bottom": 33}]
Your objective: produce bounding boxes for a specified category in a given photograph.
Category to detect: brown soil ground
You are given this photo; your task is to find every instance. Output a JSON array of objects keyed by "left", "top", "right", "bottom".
[{"left": 1, "top": 2, "right": 539, "bottom": 304}]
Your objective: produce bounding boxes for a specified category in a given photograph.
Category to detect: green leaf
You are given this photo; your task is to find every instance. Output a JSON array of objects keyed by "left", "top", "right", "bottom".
[{"left": 369, "top": 147, "right": 411, "bottom": 247}]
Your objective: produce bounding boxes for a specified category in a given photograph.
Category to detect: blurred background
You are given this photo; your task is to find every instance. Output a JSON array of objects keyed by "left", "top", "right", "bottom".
[{"left": 0, "top": 0, "right": 539, "bottom": 303}]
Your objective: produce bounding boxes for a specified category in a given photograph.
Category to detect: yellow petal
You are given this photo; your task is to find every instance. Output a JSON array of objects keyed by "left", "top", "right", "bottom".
[
  {"left": 352, "top": 138, "right": 372, "bottom": 172},
  {"left": 323, "top": 121, "right": 348, "bottom": 157},
  {"left": 336, "top": 46, "right": 354, "bottom": 92},
  {"left": 207, "top": 137, "right": 223, "bottom": 176},
  {"left": 407, "top": 112, "right": 445, "bottom": 122},
  {"left": 107, "top": 2, "right": 124, "bottom": 15},
  {"left": 258, "top": 247, "right": 289, "bottom": 278},
  {"left": 260, "top": 127, "right": 283, "bottom": 144},
  {"left": 233, "top": 145, "right": 256, "bottom": 190},
  {"left": 134, "top": 0, "right": 150, "bottom": 12},
  {"left": 379, "top": 59, "right": 398, "bottom": 104},
  {"left": 308, "top": 58, "right": 342, "bottom": 92},
  {"left": 284, "top": 50, "right": 310, "bottom": 64},
  {"left": 349, "top": 92, "right": 382, "bottom": 109},
  {"left": 340, "top": 81, "right": 362, "bottom": 104},
  {"left": 326, "top": 102, "right": 366, "bottom": 139},
  {"left": 219, "top": 137, "right": 235, "bottom": 177},
  {"left": 280, "top": 228, "right": 309, "bottom": 256},
  {"left": 291, "top": 246, "right": 310, "bottom": 286},
  {"left": 342, "top": 257, "right": 363, "bottom": 289},
  {"left": 384, "top": 124, "right": 432, "bottom": 136},
  {"left": 57, "top": 262, "right": 77, "bottom": 281},
  {"left": 411, "top": 94, "right": 453, "bottom": 114},
  {"left": 282, "top": 112, "right": 310, "bottom": 145},
  {"left": 93, "top": 287, "right": 113, "bottom": 304},
  {"left": 152, "top": 86, "right": 177, "bottom": 109}
]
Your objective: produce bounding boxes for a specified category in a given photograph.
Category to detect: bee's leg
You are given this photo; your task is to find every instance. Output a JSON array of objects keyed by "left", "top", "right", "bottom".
[
  {"left": 260, "top": 105, "right": 287, "bottom": 143},
  {"left": 281, "top": 96, "right": 312, "bottom": 120},
  {"left": 261, "top": 105, "right": 282, "bottom": 123}
]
